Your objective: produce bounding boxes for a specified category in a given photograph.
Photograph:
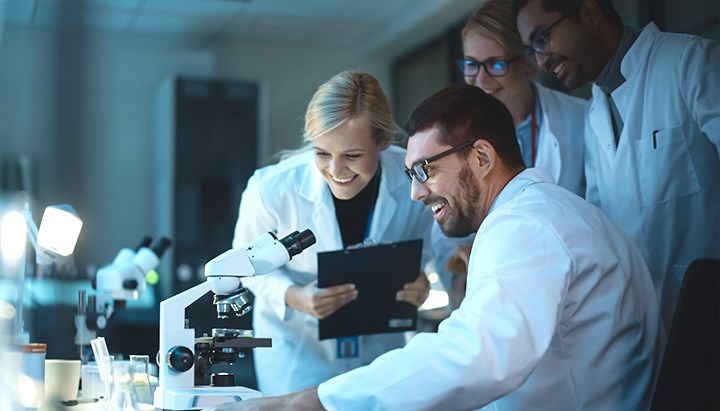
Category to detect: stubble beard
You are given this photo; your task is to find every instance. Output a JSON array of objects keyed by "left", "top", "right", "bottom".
[{"left": 439, "top": 167, "right": 482, "bottom": 238}]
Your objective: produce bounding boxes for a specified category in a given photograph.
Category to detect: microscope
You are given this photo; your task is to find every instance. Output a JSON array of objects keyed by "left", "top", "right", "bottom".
[
  {"left": 154, "top": 229, "right": 316, "bottom": 410},
  {"left": 75, "top": 236, "right": 172, "bottom": 361}
]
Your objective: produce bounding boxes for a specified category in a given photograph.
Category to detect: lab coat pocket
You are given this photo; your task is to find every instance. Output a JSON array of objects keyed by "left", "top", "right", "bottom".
[{"left": 637, "top": 125, "right": 701, "bottom": 207}]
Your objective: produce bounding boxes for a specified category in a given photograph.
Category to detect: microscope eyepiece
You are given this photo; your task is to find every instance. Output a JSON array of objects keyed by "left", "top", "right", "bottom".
[
  {"left": 152, "top": 237, "right": 173, "bottom": 258},
  {"left": 135, "top": 236, "right": 153, "bottom": 251},
  {"left": 279, "top": 229, "right": 316, "bottom": 258}
]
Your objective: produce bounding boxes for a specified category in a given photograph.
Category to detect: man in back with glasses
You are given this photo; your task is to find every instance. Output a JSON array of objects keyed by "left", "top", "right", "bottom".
[
  {"left": 207, "top": 84, "right": 662, "bottom": 411},
  {"left": 513, "top": 0, "right": 720, "bottom": 332}
]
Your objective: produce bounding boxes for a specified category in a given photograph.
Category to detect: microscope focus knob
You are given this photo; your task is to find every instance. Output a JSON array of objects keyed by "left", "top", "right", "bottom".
[
  {"left": 167, "top": 346, "right": 194, "bottom": 372},
  {"left": 122, "top": 279, "right": 139, "bottom": 290}
]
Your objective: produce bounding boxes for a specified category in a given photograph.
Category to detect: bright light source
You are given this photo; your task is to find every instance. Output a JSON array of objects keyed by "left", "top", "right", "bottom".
[
  {"left": 145, "top": 270, "right": 160, "bottom": 285},
  {"left": 0, "top": 301, "right": 17, "bottom": 320},
  {"left": 18, "top": 373, "right": 44, "bottom": 408},
  {"left": 427, "top": 272, "right": 439, "bottom": 284},
  {"left": 420, "top": 289, "right": 449, "bottom": 311},
  {"left": 1, "top": 210, "right": 27, "bottom": 262},
  {"left": 37, "top": 205, "right": 82, "bottom": 257}
]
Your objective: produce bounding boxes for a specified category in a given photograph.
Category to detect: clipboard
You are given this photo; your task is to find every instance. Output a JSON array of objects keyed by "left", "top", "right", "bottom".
[{"left": 317, "top": 238, "right": 423, "bottom": 340}]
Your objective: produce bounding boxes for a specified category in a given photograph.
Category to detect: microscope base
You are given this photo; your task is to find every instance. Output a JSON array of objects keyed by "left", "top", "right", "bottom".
[{"left": 154, "top": 385, "right": 262, "bottom": 410}]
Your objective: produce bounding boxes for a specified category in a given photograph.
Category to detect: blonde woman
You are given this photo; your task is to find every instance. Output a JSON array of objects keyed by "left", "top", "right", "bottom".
[
  {"left": 459, "top": 0, "right": 586, "bottom": 193},
  {"left": 232, "top": 71, "right": 433, "bottom": 395},
  {"left": 434, "top": 0, "right": 588, "bottom": 308}
]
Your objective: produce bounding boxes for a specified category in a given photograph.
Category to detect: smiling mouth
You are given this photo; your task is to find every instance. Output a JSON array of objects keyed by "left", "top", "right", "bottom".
[
  {"left": 331, "top": 175, "right": 356, "bottom": 184},
  {"left": 429, "top": 201, "right": 447, "bottom": 219},
  {"left": 550, "top": 59, "right": 567, "bottom": 78}
]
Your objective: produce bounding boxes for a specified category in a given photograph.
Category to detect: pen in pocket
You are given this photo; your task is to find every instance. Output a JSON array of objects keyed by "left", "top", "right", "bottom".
[{"left": 652, "top": 129, "right": 659, "bottom": 149}]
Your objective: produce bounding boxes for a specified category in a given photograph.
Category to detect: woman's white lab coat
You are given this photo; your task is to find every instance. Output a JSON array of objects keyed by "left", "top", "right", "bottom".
[
  {"left": 585, "top": 23, "right": 720, "bottom": 329},
  {"left": 534, "top": 83, "right": 587, "bottom": 197},
  {"left": 232, "top": 145, "right": 434, "bottom": 395}
]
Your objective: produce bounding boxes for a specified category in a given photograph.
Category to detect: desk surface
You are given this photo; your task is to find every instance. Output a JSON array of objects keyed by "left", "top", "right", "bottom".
[{"left": 55, "top": 400, "right": 153, "bottom": 410}]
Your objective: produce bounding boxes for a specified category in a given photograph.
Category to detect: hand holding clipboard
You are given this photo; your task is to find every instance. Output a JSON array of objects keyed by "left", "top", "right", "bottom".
[{"left": 317, "top": 239, "right": 424, "bottom": 340}]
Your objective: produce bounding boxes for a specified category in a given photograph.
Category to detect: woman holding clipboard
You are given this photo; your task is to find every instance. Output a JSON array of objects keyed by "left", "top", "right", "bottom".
[{"left": 232, "top": 71, "right": 433, "bottom": 396}]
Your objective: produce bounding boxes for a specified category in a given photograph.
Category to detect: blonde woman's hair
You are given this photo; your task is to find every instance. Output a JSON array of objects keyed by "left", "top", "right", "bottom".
[
  {"left": 275, "top": 71, "right": 402, "bottom": 161},
  {"left": 304, "top": 71, "right": 401, "bottom": 145},
  {"left": 461, "top": 0, "right": 526, "bottom": 59}
]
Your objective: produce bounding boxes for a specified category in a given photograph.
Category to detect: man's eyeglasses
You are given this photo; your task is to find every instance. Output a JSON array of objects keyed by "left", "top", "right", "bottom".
[
  {"left": 405, "top": 141, "right": 475, "bottom": 183},
  {"left": 456, "top": 56, "right": 522, "bottom": 77},
  {"left": 523, "top": 15, "right": 567, "bottom": 58}
]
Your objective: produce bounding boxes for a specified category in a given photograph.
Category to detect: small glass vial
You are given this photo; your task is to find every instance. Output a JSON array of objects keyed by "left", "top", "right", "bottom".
[
  {"left": 129, "top": 355, "right": 153, "bottom": 405},
  {"left": 19, "top": 343, "right": 46, "bottom": 411},
  {"left": 106, "top": 362, "right": 141, "bottom": 411}
]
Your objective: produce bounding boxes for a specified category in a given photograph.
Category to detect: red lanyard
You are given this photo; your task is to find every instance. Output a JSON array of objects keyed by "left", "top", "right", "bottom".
[{"left": 530, "top": 104, "right": 537, "bottom": 167}]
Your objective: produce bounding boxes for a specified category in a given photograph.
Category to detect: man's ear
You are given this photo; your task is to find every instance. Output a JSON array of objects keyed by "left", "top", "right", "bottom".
[
  {"left": 579, "top": 0, "right": 602, "bottom": 29},
  {"left": 471, "top": 139, "right": 495, "bottom": 178},
  {"left": 523, "top": 60, "right": 536, "bottom": 77}
]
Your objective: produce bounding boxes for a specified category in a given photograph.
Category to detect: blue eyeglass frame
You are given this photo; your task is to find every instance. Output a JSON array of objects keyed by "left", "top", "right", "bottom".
[
  {"left": 405, "top": 140, "right": 475, "bottom": 183},
  {"left": 456, "top": 55, "right": 522, "bottom": 77}
]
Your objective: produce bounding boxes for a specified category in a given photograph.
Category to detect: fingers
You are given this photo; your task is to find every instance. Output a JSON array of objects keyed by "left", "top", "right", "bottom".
[
  {"left": 396, "top": 274, "right": 430, "bottom": 307},
  {"left": 446, "top": 253, "right": 468, "bottom": 274},
  {"left": 309, "top": 284, "right": 358, "bottom": 319},
  {"left": 311, "top": 289, "right": 357, "bottom": 319},
  {"left": 315, "top": 283, "right": 356, "bottom": 297},
  {"left": 457, "top": 244, "right": 473, "bottom": 265}
]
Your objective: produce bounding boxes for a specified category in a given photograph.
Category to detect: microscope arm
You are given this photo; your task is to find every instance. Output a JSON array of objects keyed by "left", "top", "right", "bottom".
[
  {"left": 155, "top": 230, "right": 315, "bottom": 409},
  {"left": 161, "top": 280, "right": 215, "bottom": 332},
  {"left": 158, "top": 280, "right": 215, "bottom": 389}
]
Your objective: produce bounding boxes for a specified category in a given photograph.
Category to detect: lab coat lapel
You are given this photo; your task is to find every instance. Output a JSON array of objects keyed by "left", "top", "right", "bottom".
[
  {"left": 535, "top": 85, "right": 562, "bottom": 182},
  {"left": 366, "top": 151, "right": 402, "bottom": 243},
  {"left": 589, "top": 85, "right": 617, "bottom": 163},
  {"left": 298, "top": 160, "right": 343, "bottom": 252}
]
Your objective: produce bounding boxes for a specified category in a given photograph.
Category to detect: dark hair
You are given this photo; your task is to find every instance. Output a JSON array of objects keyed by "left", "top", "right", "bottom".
[
  {"left": 511, "top": 0, "right": 623, "bottom": 27},
  {"left": 404, "top": 84, "right": 524, "bottom": 169}
]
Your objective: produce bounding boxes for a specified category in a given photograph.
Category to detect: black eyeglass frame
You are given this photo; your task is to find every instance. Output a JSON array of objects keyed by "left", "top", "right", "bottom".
[
  {"left": 456, "top": 55, "right": 523, "bottom": 78},
  {"left": 523, "top": 14, "right": 568, "bottom": 59},
  {"left": 405, "top": 141, "right": 475, "bottom": 183}
]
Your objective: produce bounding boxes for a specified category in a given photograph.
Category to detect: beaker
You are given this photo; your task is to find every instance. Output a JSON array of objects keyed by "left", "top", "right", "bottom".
[
  {"left": 129, "top": 355, "right": 153, "bottom": 405},
  {"left": 106, "top": 362, "right": 140, "bottom": 411}
]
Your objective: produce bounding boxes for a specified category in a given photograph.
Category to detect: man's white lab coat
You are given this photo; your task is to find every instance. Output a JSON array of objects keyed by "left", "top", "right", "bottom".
[
  {"left": 318, "top": 168, "right": 662, "bottom": 411},
  {"left": 431, "top": 84, "right": 586, "bottom": 299},
  {"left": 585, "top": 23, "right": 720, "bottom": 329}
]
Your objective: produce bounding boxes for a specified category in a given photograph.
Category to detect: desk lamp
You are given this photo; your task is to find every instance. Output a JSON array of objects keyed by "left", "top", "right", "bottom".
[{"left": 0, "top": 200, "right": 83, "bottom": 343}]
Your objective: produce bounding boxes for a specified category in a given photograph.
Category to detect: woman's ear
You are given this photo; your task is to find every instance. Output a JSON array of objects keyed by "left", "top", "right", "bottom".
[{"left": 378, "top": 138, "right": 392, "bottom": 150}]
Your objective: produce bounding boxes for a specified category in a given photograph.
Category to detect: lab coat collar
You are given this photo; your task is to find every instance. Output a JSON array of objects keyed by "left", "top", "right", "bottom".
[
  {"left": 534, "top": 84, "right": 562, "bottom": 181},
  {"left": 591, "top": 22, "right": 660, "bottom": 156},
  {"left": 619, "top": 22, "right": 661, "bottom": 81},
  {"left": 298, "top": 151, "right": 328, "bottom": 203},
  {"left": 488, "top": 167, "right": 553, "bottom": 214},
  {"left": 297, "top": 152, "right": 344, "bottom": 251},
  {"left": 366, "top": 146, "right": 405, "bottom": 242}
]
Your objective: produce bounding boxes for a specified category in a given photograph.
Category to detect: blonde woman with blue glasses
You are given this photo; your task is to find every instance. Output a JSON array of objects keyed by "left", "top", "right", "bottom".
[
  {"left": 435, "top": 0, "right": 588, "bottom": 308},
  {"left": 458, "top": 0, "right": 586, "bottom": 193}
]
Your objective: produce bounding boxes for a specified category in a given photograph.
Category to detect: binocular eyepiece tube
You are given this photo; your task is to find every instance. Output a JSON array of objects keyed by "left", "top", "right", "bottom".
[{"left": 279, "top": 229, "right": 316, "bottom": 259}]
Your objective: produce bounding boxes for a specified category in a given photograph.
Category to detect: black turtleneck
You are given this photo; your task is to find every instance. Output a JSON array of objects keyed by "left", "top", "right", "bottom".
[{"left": 332, "top": 167, "right": 381, "bottom": 248}]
